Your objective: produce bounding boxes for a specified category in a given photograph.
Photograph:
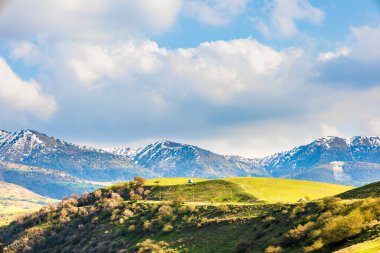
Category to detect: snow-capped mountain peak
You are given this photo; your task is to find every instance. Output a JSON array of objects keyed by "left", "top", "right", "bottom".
[{"left": 103, "top": 147, "right": 138, "bottom": 159}]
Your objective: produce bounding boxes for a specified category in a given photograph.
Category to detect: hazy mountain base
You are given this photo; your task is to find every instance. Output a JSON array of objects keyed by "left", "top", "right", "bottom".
[
  {"left": 0, "top": 180, "right": 379, "bottom": 253},
  {"left": 0, "top": 162, "right": 102, "bottom": 199},
  {"left": 2, "top": 130, "right": 380, "bottom": 188}
]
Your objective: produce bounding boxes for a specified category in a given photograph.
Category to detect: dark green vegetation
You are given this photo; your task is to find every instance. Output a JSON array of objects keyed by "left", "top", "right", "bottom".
[
  {"left": 0, "top": 178, "right": 379, "bottom": 252},
  {"left": 338, "top": 181, "right": 380, "bottom": 200},
  {"left": 0, "top": 162, "right": 102, "bottom": 199}
]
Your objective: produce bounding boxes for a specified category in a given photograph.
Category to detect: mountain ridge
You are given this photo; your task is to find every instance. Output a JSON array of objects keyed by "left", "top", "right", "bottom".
[{"left": 1, "top": 130, "right": 380, "bottom": 187}]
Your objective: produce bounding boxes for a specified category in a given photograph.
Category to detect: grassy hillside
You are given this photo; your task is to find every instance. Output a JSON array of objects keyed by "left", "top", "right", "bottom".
[
  {"left": 338, "top": 181, "right": 380, "bottom": 200},
  {"left": 0, "top": 178, "right": 378, "bottom": 253},
  {"left": 0, "top": 182, "right": 55, "bottom": 226},
  {"left": 144, "top": 177, "right": 353, "bottom": 203},
  {"left": 147, "top": 180, "right": 257, "bottom": 203},
  {"left": 225, "top": 177, "right": 352, "bottom": 203},
  {"left": 336, "top": 237, "right": 380, "bottom": 253}
]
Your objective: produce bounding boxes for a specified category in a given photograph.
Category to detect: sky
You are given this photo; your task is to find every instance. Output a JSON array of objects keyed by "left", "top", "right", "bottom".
[{"left": 0, "top": 0, "right": 380, "bottom": 158}]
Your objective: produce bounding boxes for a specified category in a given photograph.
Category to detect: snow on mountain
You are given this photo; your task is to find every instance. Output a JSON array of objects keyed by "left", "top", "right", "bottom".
[
  {"left": 258, "top": 136, "right": 380, "bottom": 185},
  {"left": 103, "top": 147, "right": 138, "bottom": 160},
  {"left": 1, "top": 130, "right": 380, "bottom": 186},
  {"left": 126, "top": 141, "right": 268, "bottom": 178},
  {"left": 0, "top": 130, "right": 153, "bottom": 182}
]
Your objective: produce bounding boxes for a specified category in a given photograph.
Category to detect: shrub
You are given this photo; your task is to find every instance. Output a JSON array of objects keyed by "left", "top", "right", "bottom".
[
  {"left": 218, "top": 204, "right": 229, "bottom": 213},
  {"left": 320, "top": 209, "right": 365, "bottom": 244},
  {"left": 143, "top": 220, "right": 153, "bottom": 231},
  {"left": 128, "top": 225, "right": 136, "bottom": 232},
  {"left": 158, "top": 205, "right": 173, "bottom": 220},
  {"left": 162, "top": 223, "right": 174, "bottom": 233},
  {"left": 304, "top": 239, "right": 324, "bottom": 252},
  {"left": 264, "top": 246, "right": 283, "bottom": 253},
  {"left": 123, "top": 209, "right": 134, "bottom": 219},
  {"left": 135, "top": 239, "right": 175, "bottom": 253},
  {"left": 134, "top": 176, "right": 147, "bottom": 187},
  {"left": 285, "top": 221, "right": 315, "bottom": 241}
]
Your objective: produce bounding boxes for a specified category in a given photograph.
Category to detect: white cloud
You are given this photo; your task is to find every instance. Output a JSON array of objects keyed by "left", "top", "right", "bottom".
[
  {"left": 318, "top": 47, "right": 350, "bottom": 62},
  {"left": 350, "top": 26, "right": 380, "bottom": 62},
  {"left": 0, "top": 0, "right": 182, "bottom": 40},
  {"left": 185, "top": 0, "right": 248, "bottom": 26},
  {"left": 315, "top": 25, "right": 380, "bottom": 88},
  {"left": 0, "top": 57, "right": 57, "bottom": 119},
  {"left": 55, "top": 38, "right": 300, "bottom": 102},
  {"left": 320, "top": 124, "right": 343, "bottom": 137},
  {"left": 65, "top": 40, "right": 167, "bottom": 88},
  {"left": 254, "top": 0, "right": 324, "bottom": 38},
  {"left": 370, "top": 118, "right": 380, "bottom": 135}
]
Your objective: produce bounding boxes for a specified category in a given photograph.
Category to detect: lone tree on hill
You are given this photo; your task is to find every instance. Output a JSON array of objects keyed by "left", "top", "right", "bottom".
[{"left": 134, "top": 176, "right": 147, "bottom": 187}]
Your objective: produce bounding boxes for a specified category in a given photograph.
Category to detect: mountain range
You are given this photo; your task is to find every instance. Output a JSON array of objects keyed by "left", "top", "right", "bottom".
[{"left": 1, "top": 129, "right": 380, "bottom": 198}]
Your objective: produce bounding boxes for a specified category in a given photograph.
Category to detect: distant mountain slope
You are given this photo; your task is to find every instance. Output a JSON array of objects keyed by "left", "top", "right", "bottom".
[
  {"left": 258, "top": 136, "right": 380, "bottom": 185},
  {"left": 128, "top": 141, "right": 268, "bottom": 178},
  {"left": 0, "top": 161, "right": 102, "bottom": 199},
  {"left": 0, "top": 181, "right": 54, "bottom": 226},
  {"left": 261, "top": 136, "right": 380, "bottom": 176},
  {"left": 337, "top": 180, "right": 380, "bottom": 199},
  {"left": 2, "top": 129, "right": 380, "bottom": 186},
  {"left": 0, "top": 130, "right": 155, "bottom": 181}
]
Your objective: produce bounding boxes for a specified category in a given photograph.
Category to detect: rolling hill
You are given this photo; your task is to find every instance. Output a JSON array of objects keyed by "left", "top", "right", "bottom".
[
  {"left": 0, "top": 178, "right": 378, "bottom": 253},
  {"left": 144, "top": 177, "right": 353, "bottom": 203},
  {"left": 0, "top": 182, "right": 54, "bottom": 226},
  {"left": 337, "top": 180, "right": 380, "bottom": 199}
]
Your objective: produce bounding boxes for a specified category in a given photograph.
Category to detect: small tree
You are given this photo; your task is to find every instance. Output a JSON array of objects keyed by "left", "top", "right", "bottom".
[{"left": 134, "top": 176, "right": 147, "bottom": 187}]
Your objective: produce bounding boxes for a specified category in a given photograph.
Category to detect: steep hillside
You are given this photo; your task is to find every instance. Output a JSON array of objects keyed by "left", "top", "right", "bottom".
[
  {"left": 0, "top": 161, "right": 103, "bottom": 199},
  {"left": 0, "top": 130, "right": 154, "bottom": 182},
  {"left": 0, "top": 182, "right": 54, "bottom": 226},
  {"left": 338, "top": 181, "right": 380, "bottom": 199},
  {"left": 0, "top": 179, "right": 378, "bottom": 253}
]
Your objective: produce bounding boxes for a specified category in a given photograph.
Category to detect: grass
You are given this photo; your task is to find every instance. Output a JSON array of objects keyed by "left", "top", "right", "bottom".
[
  {"left": 145, "top": 177, "right": 353, "bottom": 203},
  {"left": 0, "top": 177, "right": 378, "bottom": 253},
  {"left": 148, "top": 180, "right": 257, "bottom": 203},
  {"left": 336, "top": 237, "right": 380, "bottom": 253},
  {"left": 0, "top": 182, "right": 56, "bottom": 226},
  {"left": 146, "top": 178, "right": 207, "bottom": 186},
  {"left": 225, "top": 177, "right": 353, "bottom": 203}
]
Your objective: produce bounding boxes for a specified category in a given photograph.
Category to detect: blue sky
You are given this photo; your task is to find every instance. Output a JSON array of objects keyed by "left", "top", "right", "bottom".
[{"left": 0, "top": 0, "right": 380, "bottom": 157}]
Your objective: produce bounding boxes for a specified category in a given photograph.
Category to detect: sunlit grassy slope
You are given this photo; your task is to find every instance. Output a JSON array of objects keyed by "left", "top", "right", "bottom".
[
  {"left": 0, "top": 182, "right": 56, "bottom": 226},
  {"left": 335, "top": 237, "right": 380, "bottom": 253},
  {"left": 145, "top": 177, "right": 353, "bottom": 203},
  {"left": 146, "top": 178, "right": 207, "bottom": 186}
]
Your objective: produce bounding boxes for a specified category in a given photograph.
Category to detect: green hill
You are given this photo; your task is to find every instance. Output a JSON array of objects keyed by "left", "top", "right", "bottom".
[
  {"left": 0, "top": 182, "right": 55, "bottom": 226},
  {"left": 0, "top": 178, "right": 377, "bottom": 253},
  {"left": 145, "top": 177, "right": 353, "bottom": 203},
  {"left": 338, "top": 181, "right": 380, "bottom": 199}
]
